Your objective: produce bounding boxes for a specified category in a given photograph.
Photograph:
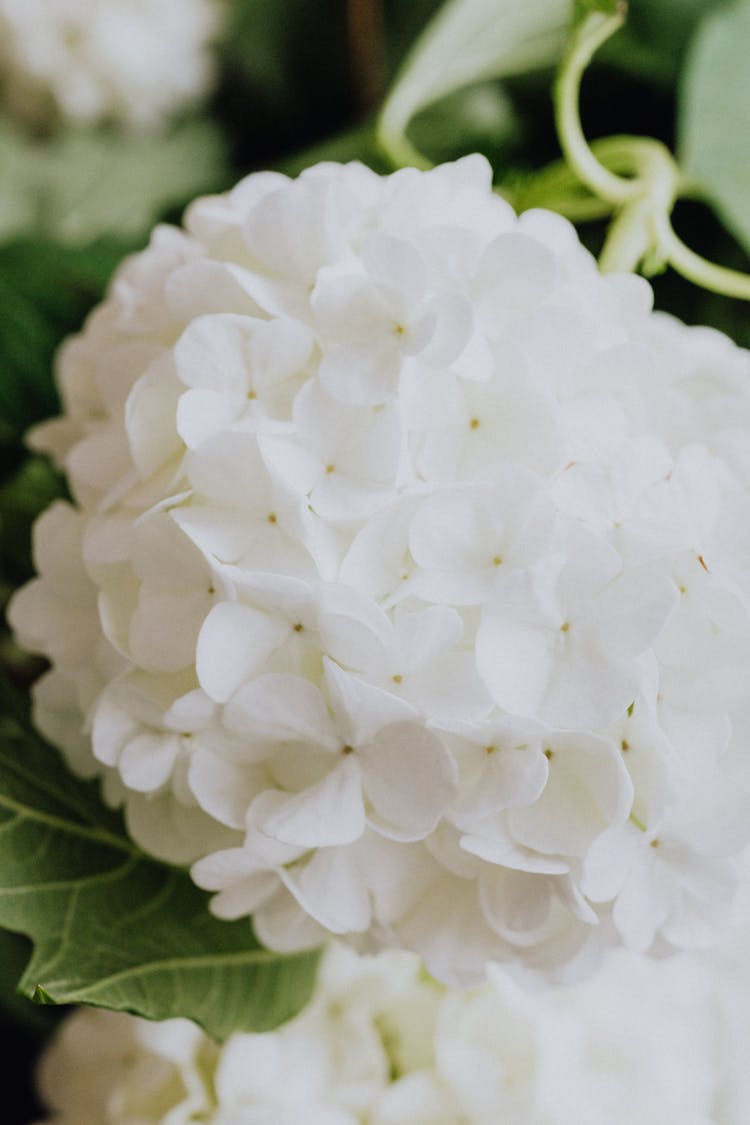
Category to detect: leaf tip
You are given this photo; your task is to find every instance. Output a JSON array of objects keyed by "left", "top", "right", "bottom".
[{"left": 32, "top": 983, "right": 55, "bottom": 1006}]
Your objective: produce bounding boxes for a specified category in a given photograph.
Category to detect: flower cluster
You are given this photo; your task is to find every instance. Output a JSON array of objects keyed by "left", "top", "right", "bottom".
[
  {"left": 11, "top": 156, "right": 750, "bottom": 982},
  {"left": 33, "top": 935, "right": 750, "bottom": 1124},
  {"left": 0, "top": 0, "right": 222, "bottom": 130}
]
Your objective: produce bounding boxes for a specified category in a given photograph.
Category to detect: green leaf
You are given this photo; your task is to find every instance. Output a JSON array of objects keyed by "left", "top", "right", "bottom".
[
  {"left": 378, "top": 0, "right": 572, "bottom": 168},
  {"left": 0, "top": 116, "right": 229, "bottom": 245},
  {"left": 382, "top": 0, "right": 444, "bottom": 79},
  {"left": 218, "top": 0, "right": 352, "bottom": 161},
  {"left": 574, "top": 0, "right": 621, "bottom": 21},
  {"left": 0, "top": 238, "right": 126, "bottom": 461},
  {"left": 678, "top": 0, "right": 750, "bottom": 256},
  {"left": 409, "top": 82, "right": 520, "bottom": 166},
  {"left": 0, "top": 929, "right": 62, "bottom": 1036},
  {"left": 0, "top": 718, "right": 320, "bottom": 1041},
  {"left": 600, "top": 0, "right": 729, "bottom": 84},
  {"left": 0, "top": 457, "right": 67, "bottom": 589}
]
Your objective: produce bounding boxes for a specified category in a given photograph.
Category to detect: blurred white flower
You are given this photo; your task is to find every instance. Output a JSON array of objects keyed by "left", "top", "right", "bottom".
[
  {"left": 0, "top": 0, "right": 224, "bottom": 130},
  {"left": 11, "top": 155, "right": 750, "bottom": 981},
  {"left": 34, "top": 935, "right": 750, "bottom": 1124}
]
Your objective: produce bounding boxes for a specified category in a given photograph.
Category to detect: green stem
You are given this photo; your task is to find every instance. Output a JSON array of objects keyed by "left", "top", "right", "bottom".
[
  {"left": 553, "top": 8, "right": 750, "bottom": 299},
  {"left": 377, "top": 121, "right": 434, "bottom": 171},
  {"left": 599, "top": 197, "right": 655, "bottom": 273},
  {"left": 654, "top": 214, "right": 750, "bottom": 301},
  {"left": 508, "top": 159, "right": 613, "bottom": 221},
  {"left": 554, "top": 7, "right": 634, "bottom": 206},
  {"left": 629, "top": 812, "right": 647, "bottom": 834}
]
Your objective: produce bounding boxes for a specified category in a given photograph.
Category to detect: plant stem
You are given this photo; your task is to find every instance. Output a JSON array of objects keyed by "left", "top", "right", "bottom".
[
  {"left": 654, "top": 214, "right": 750, "bottom": 301},
  {"left": 554, "top": 6, "right": 634, "bottom": 206}
]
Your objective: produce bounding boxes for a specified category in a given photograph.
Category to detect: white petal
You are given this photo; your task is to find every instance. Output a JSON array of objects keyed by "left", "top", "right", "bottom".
[
  {"left": 257, "top": 434, "right": 321, "bottom": 495},
  {"left": 188, "top": 749, "right": 266, "bottom": 829},
  {"left": 118, "top": 731, "right": 180, "bottom": 792},
  {"left": 176, "top": 387, "right": 242, "bottom": 448},
  {"left": 173, "top": 313, "right": 253, "bottom": 391},
  {"left": 280, "top": 847, "right": 371, "bottom": 934},
  {"left": 362, "top": 233, "right": 427, "bottom": 301},
  {"left": 310, "top": 472, "right": 393, "bottom": 522},
  {"left": 395, "top": 605, "right": 464, "bottom": 670},
  {"left": 207, "top": 873, "right": 280, "bottom": 920},
  {"left": 249, "top": 761, "right": 365, "bottom": 847},
  {"left": 91, "top": 692, "right": 139, "bottom": 767},
  {"left": 540, "top": 640, "right": 642, "bottom": 729},
  {"left": 587, "top": 570, "right": 679, "bottom": 659},
  {"left": 253, "top": 885, "right": 330, "bottom": 951},
  {"left": 476, "top": 614, "right": 555, "bottom": 716},
  {"left": 225, "top": 674, "right": 338, "bottom": 748},
  {"left": 163, "top": 688, "right": 215, "bottom": 732},
  {"left": 129, "top": 588, "right": 210, "bottom": 672},
  {"left": 124, "top": 357, "right": 183, "bottom": 479},
  {"left": 456, "top": 744, "right": 549, "bottom": 821},
  {"left": 125, "top": 792, "right": 238, "bottom": 865},
  {"left": 318, "top": 339, "right": 401, "bottom": 405},
  {"left": 479, "top": 868, "right": 555, "bottom": 944},
  {"left": 408, "top": 652, "right": 493, "bottom": 722},
  {"left": 340, "top": 498, "right": 415, "bottom": 600},
  {"left": 508, "top": 733, "right": 633, "bottom": 858},
  {"left": 409, "top": 487, "right": 487, "bottom": 573},
  {"left": 250, "top": 317, "right": 314, "bottom": 387},
  {"left": 417, "top": 291, "right": 473, "bottom": 367},
  {"left": 324, "top": 659, "right": 416, "bottom": 745},
  {"left": 613, "top": 854, "right": 669, "bottom": 952},
  {"left": 196, "top": 602, "right": 289, "bottom": 703},
  {"left": 362, "top": 722, "right": 457, "bottom": 840},
  {"left": 461, "top": 831, "right": 568, "bottom": 874},
  {"left": 317, "top": 585, "right": 391, "bottom": 673},
  {"left": 191, "top": 847, "right": 262, "bottom": 890},
  {"left": 477, "top": 231, "right": 558, "bottom": 311},
  {"left": 165, "top": 260, "right": 266, "bottom": 320}
]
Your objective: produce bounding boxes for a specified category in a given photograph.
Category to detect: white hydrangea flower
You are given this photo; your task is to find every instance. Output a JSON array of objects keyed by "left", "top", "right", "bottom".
[
  {"left": 0, "top": 0, "right": 223, "bottom": 130},
  {"left": 11, "top": 154, "right": 750, "bottom": 982},
  {"left": 33, "top": 935, "right": 750, "bottom": 1124}
]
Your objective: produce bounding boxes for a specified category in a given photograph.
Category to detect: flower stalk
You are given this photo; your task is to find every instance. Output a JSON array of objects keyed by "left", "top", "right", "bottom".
[{"left": 554, "top": 5, "right": 750, "bottom": 299}]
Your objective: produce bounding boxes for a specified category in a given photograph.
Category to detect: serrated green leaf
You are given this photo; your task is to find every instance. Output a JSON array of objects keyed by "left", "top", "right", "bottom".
[
  {"left": 0, "top": 929, "right": 61, "bottom": 1035},
  {"left": 0, "top": 116, "right": 229, "bottom": 245},
  {"left": 378, "top": 0, "right": 572, "bottom": 167},
  {"left": 0, "top": 719, "right": 320, "bottom": 1041},
  {"left": 678, "top": 0, "right": 750, "bottom": 256}
]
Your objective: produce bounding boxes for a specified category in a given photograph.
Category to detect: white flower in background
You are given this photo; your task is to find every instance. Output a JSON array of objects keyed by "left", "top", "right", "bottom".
[
  {"left": 11, "top": 154, "right": 750, "bottom": 982},
  {"left": 0, "top": 0, "right": 223, "bottom": 130},
  {"left": 33, "top": 936, "right": 750, "bottom": 1124}
]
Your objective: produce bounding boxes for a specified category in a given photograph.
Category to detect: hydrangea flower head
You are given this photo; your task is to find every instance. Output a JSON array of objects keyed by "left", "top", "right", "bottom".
[
  {"left": 33, "top": 937, "right": 750, "bottom": 1124},
  {"left": 0, "top": 0, "right": 223, "bottom": 130},
  {"left": 11, "top": 155, "right": 750, "bottom": 983}
]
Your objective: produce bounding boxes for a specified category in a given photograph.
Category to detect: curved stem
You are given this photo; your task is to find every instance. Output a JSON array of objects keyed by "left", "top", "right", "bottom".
[
  {"left": 599, "top": 198, "right": 655, "bottom": 273},
  {"left": 655, "top": 215, "right": 750, "bottom": 301},
  {"left": 377, "top": 120, "right": 434, "bottom": 171},
  {"left": 554, "top": 7, "right": 635, "bottom": 206}
]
